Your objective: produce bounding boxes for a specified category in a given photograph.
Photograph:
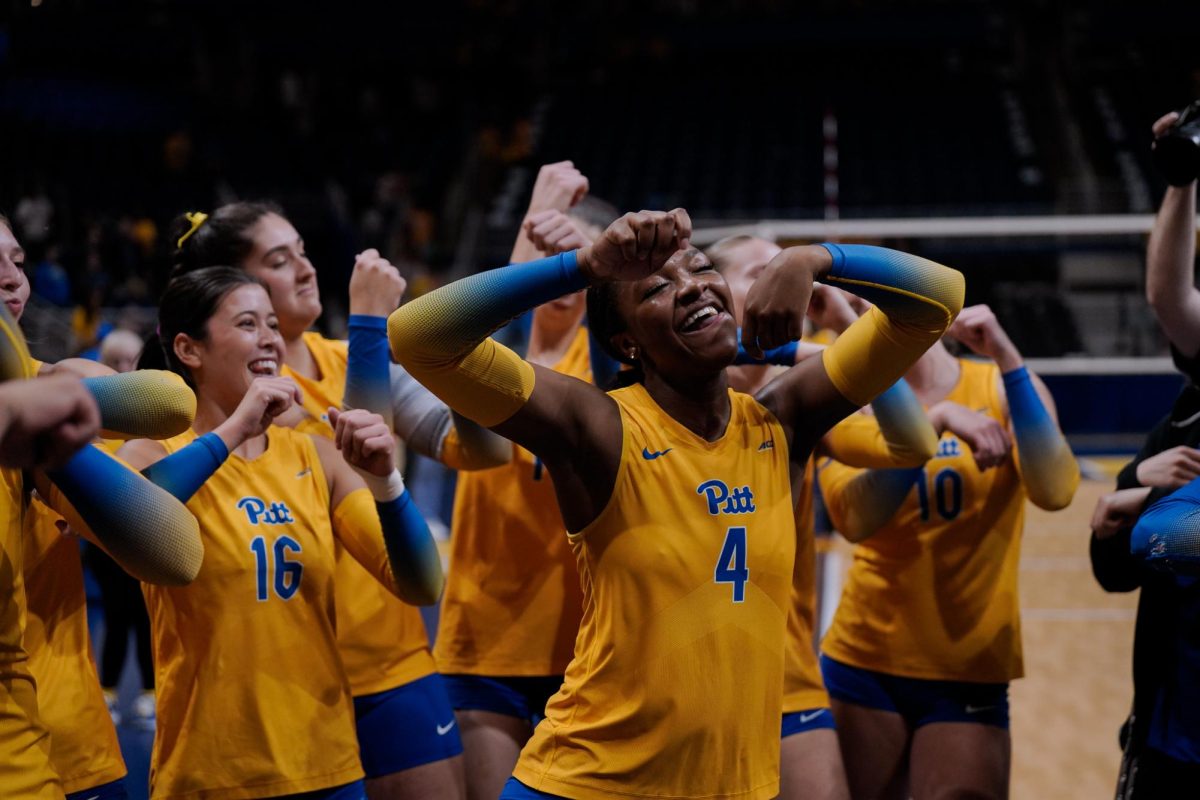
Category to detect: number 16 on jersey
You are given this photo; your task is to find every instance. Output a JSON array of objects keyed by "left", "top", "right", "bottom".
[{"left": 715, "top": 526, "right": 749, "bottom": 602}]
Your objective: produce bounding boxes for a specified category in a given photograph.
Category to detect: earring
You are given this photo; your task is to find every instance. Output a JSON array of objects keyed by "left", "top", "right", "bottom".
[{"left": 629, "top": 347, "right": 639, "bottom": 361}]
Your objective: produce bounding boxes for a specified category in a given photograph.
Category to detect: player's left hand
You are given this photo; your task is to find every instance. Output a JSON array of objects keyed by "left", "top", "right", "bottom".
[
  {"left": 946, "top": 305, "right": 1023, "bottom": 372},
  {"left": 348, "top": 249, "right": 406, "bottom": 318},
  {"left": 328, "top": 407, "right": 395, "bottom": 477},
  {"left": 1090, "top": 487, "right": 1153, "bottom": 540},
  {"left": 525, "top": 210, "right": 594, "bottom": 255},
  {"left": 742, "top": 245, "right": 832, "bottom": 359}
]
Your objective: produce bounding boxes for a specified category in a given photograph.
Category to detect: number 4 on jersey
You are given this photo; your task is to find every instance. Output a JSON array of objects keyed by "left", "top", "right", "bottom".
[{"left": 714, "top": 526, "right": 749, "bottom": 603}]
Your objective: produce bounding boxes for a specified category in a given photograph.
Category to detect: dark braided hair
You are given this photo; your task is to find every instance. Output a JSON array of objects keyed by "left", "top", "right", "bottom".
[
  {"left": 585, "top": 281, "right": 644, "bottom": 389},
  {"left": 169, "top": 201, "right": 283, "bottom": 279}
]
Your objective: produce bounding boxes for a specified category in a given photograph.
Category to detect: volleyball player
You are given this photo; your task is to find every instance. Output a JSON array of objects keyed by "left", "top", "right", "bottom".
[
  {"left": 436, "top": 162, "right": 614, "bottom": 800},
  {"left": 709, "top": 235, "right": 1016, "bottom": 800},
  {"left": 170, "top": 203, "right": 514, "bottom": 799},
  {"left": 117, "top": 266, "right": 443, "bottom": 799},
  {"left": 388, "top": 208, "right": 964, "bottom": 798},
  {"left": 817, "top": 304, "right": 1077, "bottom": 800}
]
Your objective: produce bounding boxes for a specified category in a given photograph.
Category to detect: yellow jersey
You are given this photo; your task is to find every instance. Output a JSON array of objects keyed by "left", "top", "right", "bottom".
[
  {"left": 283, "top": 332, "right": 434, "bottom": 695},
  {"left": 513, "top": 384, "right": 795, "bottom": 800},
  {"left": 782, "top": 457, "right": 827, "bottom": 713},
  {"left": 144, "top": 427, "right": 363, "bottom": 799},
  {"left": 24, "top": 495, "right": 126, "bottom": 794},
  {"left": 820, "top": 358, "right": 1026, "bottom": 683},
  {"left": 436, "top": 327, "right": 590, "bottom": 676}
]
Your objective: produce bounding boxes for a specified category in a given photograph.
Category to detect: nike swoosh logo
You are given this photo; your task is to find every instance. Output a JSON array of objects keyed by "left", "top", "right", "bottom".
[
  {"left": 296, "top": 468, "right": 312, "bottom": 478},
  {"left": 798, "top": 709, "right": 827, "bottom": 724},
  {"left": 436, "top": 720, "right": 456, "bottom": 735},
  {"left": 965, "top": 704, "right": 997, "bottom": 714},
  {"left": 82, "top": 796, "right": 101, "bottom": 800},
  {"left": 642, "top": 447, "right": 672, "bottom": 460},
  {"left": 1171, "top": 410, "right": 1200, "bottom": 428}
]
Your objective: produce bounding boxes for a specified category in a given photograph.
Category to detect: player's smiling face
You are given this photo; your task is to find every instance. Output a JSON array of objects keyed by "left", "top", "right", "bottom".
[
  {"left": 615, "top": 248, "right": 738, "bottom": 377},
  {"left": 187, "top": 283, "right": 285, "bottom": 401},
  {"left": 242, "top": 213, "right": 322, "bottom": 335}
]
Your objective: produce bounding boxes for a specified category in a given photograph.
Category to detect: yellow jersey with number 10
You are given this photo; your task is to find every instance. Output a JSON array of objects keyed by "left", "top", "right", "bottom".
[
  {"left": 820, "top": 358, "right": 1025, "bottom": 683},
  {"left": 514, "top": 384, "right": 795, "bottom": 800},
  {"left": 282, "top": 332, "right": 435, "bottom": 695}
]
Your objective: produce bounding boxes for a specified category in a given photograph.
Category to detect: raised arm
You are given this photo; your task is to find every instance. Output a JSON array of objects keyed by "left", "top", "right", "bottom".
[
  {"left": 1147, "top": 111, "right": 1200, "bottom": 358},
  {"left": 388, "top": 210, "right": 691, "bottom": 531},
  {"left": 750, "top": 244, "right": 965, "bottom": 454},
  {"left": 818, "top": 459, "right": 922, "bottom": 543},
  {"left": 948, "top": 305, "right": 1078, "bottom": 510}
]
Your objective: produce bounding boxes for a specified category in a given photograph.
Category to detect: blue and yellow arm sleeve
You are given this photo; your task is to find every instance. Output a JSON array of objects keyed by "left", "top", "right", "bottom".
[
  {"left": 1004, "top": 366, "right": 1079, "bottom": 510},
  {"left": 332, "top": 485, "right": 444, "bottom": 606},
  {"left": 819, "top": 459, "right": 922, "bottom": 542},
  {"left": 36, "top": 444, "right": 203, "bottom": 585},
  {"left": 141, "top": 432, "right": 228, "bottom": 502},
  {"left": 824, "top": 380, "right": 939, "bottom": 467},
  {"left": 819, "top": 244, "right": 965, "bottom": 407},
  {"left": 82, "top": 370, "right": 196, "bottom": 440},
  {"left": 1131, "top": 477, "right": 1200, "bottom": 574},
  {"left": 388, "top": 251, "right": 587, "bottom": 426},
  {"left": 734, "top": 333, "right": 798, "bottom": 366},
  {"left": 344, "top": 314, "right": 394, "bottom": 429}
]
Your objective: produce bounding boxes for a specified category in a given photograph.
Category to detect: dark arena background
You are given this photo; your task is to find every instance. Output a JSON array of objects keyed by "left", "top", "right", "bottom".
[{"left": 4, "top": 1, "right": 1200, "bottom": 797}]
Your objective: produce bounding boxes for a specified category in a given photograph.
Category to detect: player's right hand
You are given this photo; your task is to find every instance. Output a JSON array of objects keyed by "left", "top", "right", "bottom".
[
  {"left": 525, "top": 210, "right": 593, "bottom": 255},
  {"left": 1091, "top": 487, "right": 1153, "bottom": 540},
  {"left": 0, "top": 375, "right": 100, "bottom": 469},
  {"left": 1135, "top": 445, "right": 1200, "bottom": 489},
  {"left": 577, "top": 209, "right": 692, "bottom": 283},
  {"left": 221, "top": 377, "right": 301, "bottom": 446},
  {"left": 928, "top": 400, "right": 1012, "bottom": 471},
  {"left": 348, "top": 249, "right": 406, "bottom": 318},
  {"left": 1153, "top": 111, "right": 1181, "bottom": 140}
]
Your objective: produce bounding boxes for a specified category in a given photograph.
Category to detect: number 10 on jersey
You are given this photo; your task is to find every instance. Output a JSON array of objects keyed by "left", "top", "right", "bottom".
[{"left": 715, "top": 526, "right": 749, "bottom": 602}]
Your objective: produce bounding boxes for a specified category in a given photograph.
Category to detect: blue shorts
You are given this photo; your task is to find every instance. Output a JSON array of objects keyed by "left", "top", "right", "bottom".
[
  {"left": 820, "top": 655, "right": 1009, "bottom": 729},
  {"left": 781, "top": 707, "right": 837, "bottom": 738},
  {"left": 353, "top": 674, "right": 463, "bottom": 778},
  {"left": 67, "top": 778, "right": 128, "bottom": 800},
  {"left": 443, "top": 674, "right": 563, "bottom": 725},
  {"left": 275, "top": 780, "right": 366, "bottom": 799},
  {"left": 499, "top": 777, "right": 566, "bottom": 799}
]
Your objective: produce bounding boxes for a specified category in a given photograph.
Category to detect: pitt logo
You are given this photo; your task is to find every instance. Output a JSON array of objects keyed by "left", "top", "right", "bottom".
[
  {"left": 237, "top": 497, "right": 296, "bottom": 526},
  {"left": 936, "top": 438, "right": 961, "bottom": 459},
  {"left": 697, "top": 479, "right": 756, "bottom": 515}
]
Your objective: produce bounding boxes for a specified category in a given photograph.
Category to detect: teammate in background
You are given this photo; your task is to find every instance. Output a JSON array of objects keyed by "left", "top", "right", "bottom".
[
  {"left": 817, "top": 304, "right": 1076, "bottom": 800},
  {"left": 437, "top": 162, "right": 618, "bottom": 800},
  {"left": 170, "top": 203, "right": 511, "bottom": 800},
  {"left": 1087, "top": 109, "right": 1200, "bottom": 798},
  {"left": 0, "top": 212, "right": 199, "bottom": 800},
  {"left": 390, "top": 209, "right": 964, "bottom": 799},
  {"left": 709, "top": 235, "right": 1011, "bottom": 800},
  {"left": 119, "top": 266, "right": 442, "bottom": 799}
]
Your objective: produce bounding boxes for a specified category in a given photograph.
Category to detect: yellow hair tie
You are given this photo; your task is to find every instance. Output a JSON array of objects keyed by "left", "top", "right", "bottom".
[{"left": 176, "top": 211, "right": 209, "bottom": 248}]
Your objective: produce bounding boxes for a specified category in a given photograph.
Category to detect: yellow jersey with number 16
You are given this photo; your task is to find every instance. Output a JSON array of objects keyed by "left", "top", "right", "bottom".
[{"left": 514, "top": 384, "right": 795, "bottom": 800}]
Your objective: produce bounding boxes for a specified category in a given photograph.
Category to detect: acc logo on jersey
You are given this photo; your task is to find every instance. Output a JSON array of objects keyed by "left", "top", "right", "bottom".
[
  {"left": 697, "top": 479, "right": 756, "bottom": 515},
  {"left": 237, "top": 497, "right": 296, "bottom": 526}
]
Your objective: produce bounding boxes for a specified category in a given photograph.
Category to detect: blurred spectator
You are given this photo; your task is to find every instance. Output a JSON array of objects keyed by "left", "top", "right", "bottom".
[{"left": 31, "top": 245, "right": 71, "bottom": 307}]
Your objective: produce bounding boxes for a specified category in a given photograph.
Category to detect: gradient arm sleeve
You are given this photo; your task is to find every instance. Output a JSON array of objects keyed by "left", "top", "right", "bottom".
[
  {"left": 332, "top": 485, "right": 444, "bottom": 605},
  {"left": 734, "top": 335, "right": 798, "bottom": 366},
  {"left": 388, "top": 251, "right": 588, "bottom": 426},
  {"left": 819, "top": 459, "right": 922, "bottom": 542},
  {"left": 1131, "top": 478, "right": 1200, "bottom": 574},
  {"left": 1004, "top": 366, "right": 1079, "bottom": 510},
  {"left": 819, "top": 244, "right": 965, "bottom": 407},
  {"left": 35, "top": 444, "right": 202, "bottom": 585},
  {"left": 823, "top": 380, "right": 938, "bottom": 467},
  {"left": 344, "top": 315, "right": 394, "bottom": 428},
  {"left": 140, "top": 432, "right": 229, "bottom": 502},
  {"left": 82, "top": 370, "right": 196, "bottom": 440}
]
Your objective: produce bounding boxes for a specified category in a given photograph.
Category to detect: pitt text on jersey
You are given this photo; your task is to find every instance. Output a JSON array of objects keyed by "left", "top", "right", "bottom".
[
  {"left": 697, "top": 479, "right": 757, "bottom": 516},
  {"left": 237, "top": 497, "right": 297, "bottom": 526}
]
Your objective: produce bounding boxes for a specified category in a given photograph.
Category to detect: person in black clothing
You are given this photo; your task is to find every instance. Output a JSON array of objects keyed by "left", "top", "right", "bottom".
[{"left": 1089, "top": 109, "right": 1200, "bottom": 798}]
